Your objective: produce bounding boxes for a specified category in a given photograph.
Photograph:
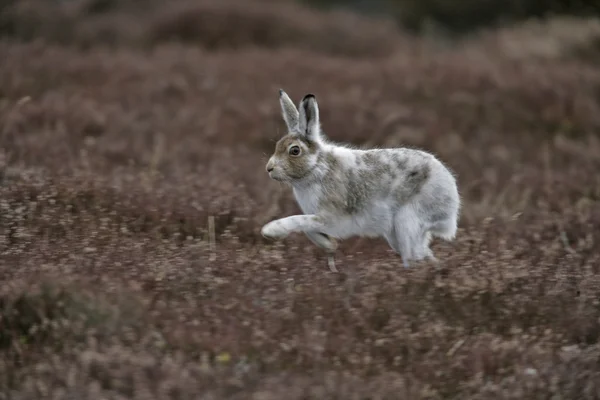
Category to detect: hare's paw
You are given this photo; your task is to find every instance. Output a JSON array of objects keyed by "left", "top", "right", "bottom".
[
  {"left": 307, "top": 232, "right": 338, "bottom": 252},
  {"left": 324, "top": 236, "right": 338, "bottom": 252},
  {"left": 261, "top": 220, "right": 289, "bottom": 240}
]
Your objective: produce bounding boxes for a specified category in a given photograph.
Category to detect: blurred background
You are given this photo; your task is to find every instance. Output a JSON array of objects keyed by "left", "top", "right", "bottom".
[
  {"left": 1, "top": 1, "right": 600, "bottom": 399},
  {"left": 0, "top": 0, "right": 600, "bottom": 38},
  {"left": 304, "top": 0, "right": 598, "bottom": 33},
  {"left": 2, "top": 0, "right": 600, "bottom": 51}
]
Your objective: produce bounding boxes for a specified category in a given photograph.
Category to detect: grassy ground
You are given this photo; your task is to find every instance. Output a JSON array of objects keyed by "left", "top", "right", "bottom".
[{"left": 1, "top": 1, "right": 600, "bottom": 399}]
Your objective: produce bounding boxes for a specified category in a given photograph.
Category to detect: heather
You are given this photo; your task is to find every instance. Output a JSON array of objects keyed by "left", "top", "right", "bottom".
[{"left": 1, "top": 1, "right": 600, "bottom": 399}]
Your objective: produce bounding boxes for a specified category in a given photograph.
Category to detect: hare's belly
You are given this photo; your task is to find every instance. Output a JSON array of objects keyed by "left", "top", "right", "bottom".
[
  {"left": 324, "top": 204, "right": 394, "bottom": 239},
  {"left": 320, "top": 213, "right": 388, "bottom": 239}
]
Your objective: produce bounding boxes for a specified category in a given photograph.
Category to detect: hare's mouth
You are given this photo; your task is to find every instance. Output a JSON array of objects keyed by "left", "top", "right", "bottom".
[
  {"left": 269, "top": 173, "right": 283, "bottom": 182},
  {"left": 268, "top": 171, "right": 289, "bottom": 183}
]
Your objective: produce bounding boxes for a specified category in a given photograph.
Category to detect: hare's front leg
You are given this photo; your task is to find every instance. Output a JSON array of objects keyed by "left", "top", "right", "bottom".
[
  {"left": 261, "top": 214, "right": 327, "bottom": 240},
  {"left": 305, "top": 232, "right": 338, "bottom": 253},
  {"left": 305, "top": 232, "right": 339, "bottom": 272},
  {"left": 261, "top": 215, "right": 339, "bottom": 272}
]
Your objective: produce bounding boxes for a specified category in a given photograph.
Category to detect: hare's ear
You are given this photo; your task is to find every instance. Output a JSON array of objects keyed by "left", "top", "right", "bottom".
[
  {"left": 298, "top": 94, "right": 321, "bottom": 142},
  {"left": 279, "top": 89, "right": 299, "bottom": 132}
]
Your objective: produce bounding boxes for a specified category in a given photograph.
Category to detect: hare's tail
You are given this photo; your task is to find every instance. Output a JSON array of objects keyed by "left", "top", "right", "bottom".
[{"left": 430, "top": 219, "right": 457, "bottom": 241}]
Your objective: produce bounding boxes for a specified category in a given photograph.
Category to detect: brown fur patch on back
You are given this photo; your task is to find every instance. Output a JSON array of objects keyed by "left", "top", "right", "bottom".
[
  {"left": 394, "top": 162, "right": 431, "bottom": 201},
  {"left": 335, "top": 150, "right": 431, "bottom": 213}
]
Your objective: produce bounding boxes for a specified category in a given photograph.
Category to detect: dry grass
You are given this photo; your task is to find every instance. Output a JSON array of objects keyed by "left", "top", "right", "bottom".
[{"left": 1, "top": 1, "right": 600, "bottom": 399}]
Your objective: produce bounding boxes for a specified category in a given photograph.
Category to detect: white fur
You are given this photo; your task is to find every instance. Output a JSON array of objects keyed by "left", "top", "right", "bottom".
[{"left": 262, "top": 90, "right": 460, "bottom": 269}]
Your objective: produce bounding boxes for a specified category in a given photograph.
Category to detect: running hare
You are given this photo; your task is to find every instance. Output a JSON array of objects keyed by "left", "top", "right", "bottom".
[{"left": 261, "top": 89, "right": 460, "bottom": 271}]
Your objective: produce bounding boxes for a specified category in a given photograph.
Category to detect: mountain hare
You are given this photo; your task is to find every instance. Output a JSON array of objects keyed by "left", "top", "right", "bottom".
[{"left": 261, "top": 89, "right": 460, "bottom": 271}]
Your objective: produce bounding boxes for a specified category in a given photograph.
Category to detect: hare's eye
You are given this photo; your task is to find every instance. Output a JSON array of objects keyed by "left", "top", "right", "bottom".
[{"left": 289, "top": 146, "right": 301, "bottom": 156}]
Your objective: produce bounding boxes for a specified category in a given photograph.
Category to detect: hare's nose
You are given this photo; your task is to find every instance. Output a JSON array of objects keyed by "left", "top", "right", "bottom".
[{"left": 266, "top": 159, "right": 274, "bottom": 172}]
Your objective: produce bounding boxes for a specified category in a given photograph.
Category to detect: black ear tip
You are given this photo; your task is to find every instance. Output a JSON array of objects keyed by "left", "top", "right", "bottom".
[
  {"left": 302, "top": 93, "right": 316, "bottom": 101},
  {"left": 279, "top": 88, "right": 284, "bottom": 97}
]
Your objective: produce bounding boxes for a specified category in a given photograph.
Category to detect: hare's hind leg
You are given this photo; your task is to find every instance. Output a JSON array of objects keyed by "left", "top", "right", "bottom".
[
  {"left": 388, "top": 229, "right": 436, "bottom": 268},
  {"left": 415, "top": 231, "right": 439, "bottom": 264},
  {"left": 385, "top": 216, "right": 416, "bottom": 268},
  {"left": 387, "top": 207, "right": 435, "bottom": 268},
  {"left": 384, "top": 230, "right": 413, "bottom": 268}
]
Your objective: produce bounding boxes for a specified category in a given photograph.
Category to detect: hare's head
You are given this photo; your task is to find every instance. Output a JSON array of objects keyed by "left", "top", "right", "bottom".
[{"left": 266, "top": 89, "right": 324, "bottom": 183}]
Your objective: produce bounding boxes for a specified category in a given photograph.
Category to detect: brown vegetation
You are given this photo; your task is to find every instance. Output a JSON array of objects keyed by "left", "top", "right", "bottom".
[{"left": 1, "top": 0, "right": 600, "bottom": 399}]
